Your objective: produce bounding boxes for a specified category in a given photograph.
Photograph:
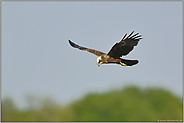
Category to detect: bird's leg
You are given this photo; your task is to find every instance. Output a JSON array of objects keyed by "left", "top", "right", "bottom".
[{"left": 120, "top": 62, "right": 127, "bottom": 66}]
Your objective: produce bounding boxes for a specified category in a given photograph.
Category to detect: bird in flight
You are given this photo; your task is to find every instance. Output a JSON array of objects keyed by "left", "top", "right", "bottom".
[{"left": 68, "top": 31, "right": 142, "bottom": 67}]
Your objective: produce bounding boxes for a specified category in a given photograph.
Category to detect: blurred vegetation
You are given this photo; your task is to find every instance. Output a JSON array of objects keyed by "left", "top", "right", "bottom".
[{"left": 1, "top": 86, "right": 183, "bottom": 122}]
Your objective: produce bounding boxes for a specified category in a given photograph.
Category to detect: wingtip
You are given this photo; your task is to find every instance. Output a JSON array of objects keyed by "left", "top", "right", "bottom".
[
  {"left": 68, "top": 40, "right": 73, "bottom": 46},
  {"left": 126, "top": 31, "right": 134, "bottom": 38},
  {"left": 68, "top": 40, "right": 78, "bottom": 48}
]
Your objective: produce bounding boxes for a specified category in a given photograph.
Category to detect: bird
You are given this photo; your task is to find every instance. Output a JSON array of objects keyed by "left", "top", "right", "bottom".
[{"left": 68, "top": 31, "right": 142, "bottom": 67}]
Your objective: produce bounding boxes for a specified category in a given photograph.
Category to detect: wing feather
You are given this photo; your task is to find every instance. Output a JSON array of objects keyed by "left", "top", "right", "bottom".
[
  {"left": 68, "top": 40, "right": 106, "bottom": 56},
  {"left": 126, "top": 31, "right": 134, "bottom": 38},
  {"left": 130, "top": 33, "right": 139, "bottom": 38},
  {"left": 107, "top": 31, "right": 142, "bottom": 58},
  {"left": 122, "top": 33, "right": 127, "bottom": 40}
]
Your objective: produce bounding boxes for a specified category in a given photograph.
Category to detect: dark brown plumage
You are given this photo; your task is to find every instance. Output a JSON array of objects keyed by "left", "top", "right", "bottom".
[{"left": 68, "top": 31, "right": 142, "bottom": 67}]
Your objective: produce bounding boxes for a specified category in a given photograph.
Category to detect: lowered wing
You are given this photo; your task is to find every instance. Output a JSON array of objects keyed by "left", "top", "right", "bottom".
[
  {"left": 69, "top": 40, "right": 106, "bottom": 56},
  {"left": 107, "top": 31, "right": 142, "bottom": 58}
]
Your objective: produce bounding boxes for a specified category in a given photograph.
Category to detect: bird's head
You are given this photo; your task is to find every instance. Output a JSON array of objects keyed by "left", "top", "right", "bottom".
[{"left": 96, "top": 56, "right": 103, "bottom": 67}]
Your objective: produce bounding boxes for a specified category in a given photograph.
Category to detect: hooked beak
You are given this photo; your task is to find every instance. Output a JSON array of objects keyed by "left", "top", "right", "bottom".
[{"left": 97, "top": 63, "right": 100, "bottom": 67}]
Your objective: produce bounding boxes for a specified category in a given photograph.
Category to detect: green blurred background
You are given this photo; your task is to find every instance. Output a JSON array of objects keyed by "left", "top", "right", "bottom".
[{"left": 1, "top": 86, "right": 183, "bottom": 122}]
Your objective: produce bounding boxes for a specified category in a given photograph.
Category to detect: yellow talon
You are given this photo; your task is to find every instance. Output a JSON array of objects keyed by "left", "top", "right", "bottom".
[{"left": 120, "top": 62, "right": 127, "bottom": 66}]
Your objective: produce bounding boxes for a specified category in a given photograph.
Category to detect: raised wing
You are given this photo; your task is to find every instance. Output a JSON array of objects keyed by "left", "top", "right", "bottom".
[
  {"left": 107, "top": 31, "right": 142, "bottom": 58},
  {"left": 69, "top": 40, "right": 106, "bottom": 56}
]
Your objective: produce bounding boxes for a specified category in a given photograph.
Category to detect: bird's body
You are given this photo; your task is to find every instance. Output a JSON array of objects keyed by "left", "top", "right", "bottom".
[
  {"left": 97, "top": 54, "right": 121, "bottom": 64},
  {"left": 68, "top": 31, "right": 142, "bottom": 67}
]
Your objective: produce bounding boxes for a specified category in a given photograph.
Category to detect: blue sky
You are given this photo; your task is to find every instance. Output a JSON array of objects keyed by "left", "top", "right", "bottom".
[{"left": 1, "top": 1, "right": 183, "bottom": 109}]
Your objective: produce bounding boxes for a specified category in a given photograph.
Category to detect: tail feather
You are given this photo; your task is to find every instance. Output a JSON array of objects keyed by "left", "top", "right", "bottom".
[{"left": 120, "top": 59, "right": 139, "bottom": 66}]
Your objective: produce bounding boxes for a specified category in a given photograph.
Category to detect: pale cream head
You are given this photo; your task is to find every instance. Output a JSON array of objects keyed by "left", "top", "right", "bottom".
[{"left": 96, "top": 56, "right": 103, "bottom": 66}]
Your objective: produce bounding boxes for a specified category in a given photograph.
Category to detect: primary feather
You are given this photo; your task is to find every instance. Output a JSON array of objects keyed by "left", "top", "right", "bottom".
[{"left": 107, "top": 31, "right": 142, "bottom": 58}]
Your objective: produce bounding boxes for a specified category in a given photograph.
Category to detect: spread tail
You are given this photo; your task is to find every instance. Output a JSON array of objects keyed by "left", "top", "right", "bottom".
[{"left": 120, "top": 59, "right": 139, "bottom": 66}]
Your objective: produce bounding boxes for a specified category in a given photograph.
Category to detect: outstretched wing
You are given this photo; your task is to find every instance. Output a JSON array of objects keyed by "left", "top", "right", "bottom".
[
  {"left": 69, "top": 40, "right": 106, "bottom": 56},
  {"left": 107, "top": 31, "right": 142, "bottom": 58}
]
